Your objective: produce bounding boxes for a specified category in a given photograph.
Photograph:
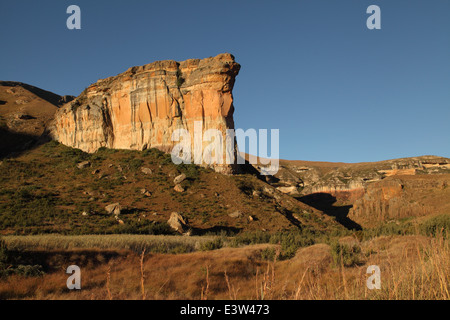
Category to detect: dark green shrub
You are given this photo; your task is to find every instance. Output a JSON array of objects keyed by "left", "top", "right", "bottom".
[
  {"left": 147, "top": 222, "right": 174, "bottom": 235},
  {"left": 13, "top": 265, "right": 45, "bottom": 277},
  {"left": 119, "top": 156, "right": 144, "bottom": 171},
  {"left": 235, "top": 178, "right": 256, "bottom": 196},
  {"left": 176, "top": 163, "right": 201, "bottom": 180},
  {"left": 142, "top": 148, "right": 172, "bottom": 165},
  {"left": 230, "top": 230, "right": 317, "bottom": 259},
  {"left": 230, "top": 231, "right": 271, "bottom": 247},
  {"left": 200, "top": 238, "right": 224, "bottom": 251},
  {"left": 0, "top": 238, "right": 9, "bottom": 264},
  {"left": 168, "top": 245, "right": 192, "bottom": 254},
  {"left": 260, "top": 247, "right": 277, "bottom": 261},
  {"left": 358, "top": 222, "right": 414, "bottom": 241},
  {"left": 176, "top": 70, "right": 185, "bottom": 88},
  {"left": 420, "top": 214, "right": 450, "bottom": 238},
  {"left": 96, "top": 147, "right": 118, "bottom": 155},
  {"left": 111, "top": 220, "right": 174, "bottom": 235},
  {"left": 331, "top": 242, "right": 362, "bottom": 267},
  {"left": 0, "top": 239, "right": 45, "bottom": 278},
  {"left": 0, "top": 189, "right": 59, "bottom": 230},
  {"left": 270, "top": 231, "right": 315, "bottom": 260}
]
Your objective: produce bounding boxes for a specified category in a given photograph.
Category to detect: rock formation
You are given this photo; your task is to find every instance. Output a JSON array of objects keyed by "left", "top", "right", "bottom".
[
  {"left": 167, "top": 212, "right": 189, "bottom": 233},
  {"left": 264, "top": 156, "right": 450, "bottom": 228},
  {"left": 51, "top": 53, "right": 241, "bottom": 173},
  {"left": 0, "top": 81, "right": 71, "bottom": 157},
  {"left": 348, "top": 178, "right": 430, "bottom": 227}
]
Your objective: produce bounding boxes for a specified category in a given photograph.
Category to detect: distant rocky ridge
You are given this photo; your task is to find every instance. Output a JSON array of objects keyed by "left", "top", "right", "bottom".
[
  {"left": 0, "top": 81, "right": 74, "bottom": 107},
  {"left": 50, "top": 53, "right": 241, "bottom": 174},
  {"left": 265, "top": 155, "right": 450, "bottom": 227},
  {"left": 0, "top": 81, "right": 74, "bottom": 157},
  {"left": 273, "top": 156, "right": 450, "bottom": 196}
]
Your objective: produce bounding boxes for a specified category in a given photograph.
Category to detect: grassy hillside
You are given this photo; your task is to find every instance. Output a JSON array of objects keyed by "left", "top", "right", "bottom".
[{"left": 0, "top": 141, "right": 342, "bottom": 236}]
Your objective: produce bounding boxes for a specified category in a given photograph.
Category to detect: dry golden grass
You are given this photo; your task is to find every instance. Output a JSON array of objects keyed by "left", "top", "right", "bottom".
[
  {"left": 272, "top": 233, "right": 449, "bottom": 300},
  {"left": 3, "top": 234, "right": 217, "bottom": 253},
  {"left": 0, "top": 234, "right": 448, "bottom": 300}
]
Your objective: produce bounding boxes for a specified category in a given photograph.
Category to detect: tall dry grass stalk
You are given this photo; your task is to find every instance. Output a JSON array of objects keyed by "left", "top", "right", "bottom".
[
  {"left": 140, "top": 249, "right": 146, "bottom": 300},
  {"left": 255, "top": 267, "right": 259, "bottom": 299},
  {"left": 258, "top": 261, "right": 276, "bottom": 300},
  {"left": 201, "top": 265, "right": 210, "bottom": 300},
  {"left": 106, "top": 265, "right": 113, "bottom": 300},
  {"left": 224, "top": 271, "right": 239, "bottom": 300},
  {"left": 340, "top": 251, "right": 349, "bottom": 300},
  {"left": 293, "top": 267, "right": 309, "bottom": 300}
]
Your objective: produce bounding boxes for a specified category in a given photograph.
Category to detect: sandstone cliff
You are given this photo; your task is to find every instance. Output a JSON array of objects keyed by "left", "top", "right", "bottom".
[
  {"left": 349, "top": 175, "right": 450, "bottom": 227},
  {"left": 51, "top": 53, "right": 240, "bottom": 173}
]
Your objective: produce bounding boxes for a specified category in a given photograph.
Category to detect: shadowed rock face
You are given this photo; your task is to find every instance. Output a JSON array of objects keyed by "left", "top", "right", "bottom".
[
  {"left": 348, "top": 176, "right": 450, "bottom": 227},
  {"left": 0, "top": 81, "right": 71, "bottom": 158},
  {"left": 51, "top": 53, "right": 241, "bottom": 173}
]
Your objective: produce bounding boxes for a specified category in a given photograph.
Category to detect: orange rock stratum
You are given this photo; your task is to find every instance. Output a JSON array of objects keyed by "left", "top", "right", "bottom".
[{"left": 51, "top": 53, "right": 241, "bottom": 173}]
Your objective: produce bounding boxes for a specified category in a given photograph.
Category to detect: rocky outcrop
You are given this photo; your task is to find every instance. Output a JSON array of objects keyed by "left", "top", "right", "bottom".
[
  {"left": 167, "top": 212, "right": 189, "bottom": 233},
  {"left": 348, "top": 176, "right": 450, "bottom": 227},
  {"left": 51, "top": 53, "right": 240, "bottom": 173},
  {"left": 272, "top": 156, "right": 450, "bottom": 199},
  {"left": 105, "top": 203, "right": 122, "bottom": 216},
  {"left": 0, "top": 81, "right": 67, "bottom": 157},
  {"left": 276, "top": 186, "right": 299, "bottom": 195}
]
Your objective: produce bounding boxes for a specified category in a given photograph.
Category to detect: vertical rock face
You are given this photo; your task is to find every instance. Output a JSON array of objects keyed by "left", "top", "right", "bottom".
[
  {"left": 348, "top": 178, "right": 438, "bottom": 227},
  {"left": 51, "top": 53, "right": 240, "bottom": 173}
]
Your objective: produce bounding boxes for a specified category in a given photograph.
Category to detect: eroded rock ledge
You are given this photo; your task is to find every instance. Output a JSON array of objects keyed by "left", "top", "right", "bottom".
[{"left": 51, "top": 53, "right": 240, "bottom": 173}]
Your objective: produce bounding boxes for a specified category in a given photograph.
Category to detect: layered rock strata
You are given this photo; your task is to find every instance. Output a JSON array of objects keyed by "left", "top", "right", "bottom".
[{"left": 51, "top": 53, "right": 240, "bottom": 173}]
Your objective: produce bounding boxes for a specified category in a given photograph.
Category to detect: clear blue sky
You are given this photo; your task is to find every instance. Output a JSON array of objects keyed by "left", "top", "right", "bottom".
[{"left": 1, "top": 0, "right": 449, "bottom": 162}]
